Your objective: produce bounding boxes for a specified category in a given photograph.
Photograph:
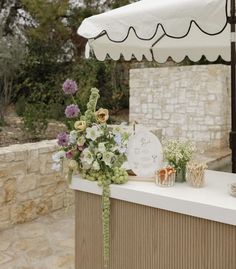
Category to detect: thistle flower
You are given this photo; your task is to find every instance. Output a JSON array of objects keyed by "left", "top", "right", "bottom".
[
  {"left": 57, "top": 132, "right": 69, "bottom": 146},
  {"left": 62, "top": 79, "right": 78, "bottom": 95},
  {"left": 65, "top": 104, "right": 80, "bottom": 118}
]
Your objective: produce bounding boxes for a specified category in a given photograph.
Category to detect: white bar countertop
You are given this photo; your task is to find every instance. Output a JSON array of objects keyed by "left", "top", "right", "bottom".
[{"left": 70, "top": 170, "right": 236, "bottom": 226}]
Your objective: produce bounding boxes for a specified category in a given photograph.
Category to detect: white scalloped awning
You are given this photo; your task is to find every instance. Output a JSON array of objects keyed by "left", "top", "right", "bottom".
[{"left": 77, "top": 0, "right": 230, "bottom": 62}]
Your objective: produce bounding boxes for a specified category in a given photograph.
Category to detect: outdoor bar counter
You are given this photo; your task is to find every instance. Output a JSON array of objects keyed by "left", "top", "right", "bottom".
[{"left": 71, "top": 170, "right": 236, "bottom": 269}]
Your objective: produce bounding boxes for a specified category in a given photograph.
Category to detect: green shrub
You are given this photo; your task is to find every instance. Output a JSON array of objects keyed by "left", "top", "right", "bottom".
[
  {"left": 23, "top": 103, "right": 48, "bottom": 139},
  {"left": 48, "top": 103, "right": 65, "bottom": 120},
  {"left": 15, "top": 96, "right": 27, "bottom": 116}
]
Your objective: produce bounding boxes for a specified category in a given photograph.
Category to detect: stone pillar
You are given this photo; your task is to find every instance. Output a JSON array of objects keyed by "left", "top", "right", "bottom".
[{"left": 129, "top": 65, "right": 230, "bottom": 151}]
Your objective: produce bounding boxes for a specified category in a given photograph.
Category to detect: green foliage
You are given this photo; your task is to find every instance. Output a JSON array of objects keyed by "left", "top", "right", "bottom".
[
  {"left": 0, "top": 28, "right": 26, "bottom": 121},
  {"left": 15, "top": 96, "right": 27, "bottom": 116},
  {"left": 13, "top": 0, "right": 132, "bottom": 128},
  {"left": 0, "top": 117, "right": 5, "bottom": 127},
  {"left": 70, "top": 58, "right": 129, "bottom": 113},
  {"left": 48, "top": 103, "right": 65, "bottom": 121},
  {"left": 23, "top": 103, "right": 48, "bottom": 139},
  {"left": 21, "top": 0, "right": 70, "bottom": 60}
]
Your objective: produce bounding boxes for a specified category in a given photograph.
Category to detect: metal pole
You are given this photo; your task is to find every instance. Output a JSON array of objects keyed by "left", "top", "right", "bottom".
[{"left": 230, "top": 0, "right": 236, "bottom": 173}]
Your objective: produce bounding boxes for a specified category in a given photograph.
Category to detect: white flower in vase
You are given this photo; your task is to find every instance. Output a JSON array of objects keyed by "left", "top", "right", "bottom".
[
  {"left": 98, "top": 142, "right": 106, "bottom": 153},
  {"left": 81, "top": 148, "right": 94, "bottom": 165},
  {"left": 113, "top": 125, "right": 122, "bottom": 135},
  {"left": 93, "top": 160, "right": 100, "bottom": 171},
  {"left": 69, "top": 130, "right": 78, "bottom": 144},
  {"left": 52, "top": 150, "right": 66, "bottom": 162},
  {"left": 77, "top": 135, "right": 86, "bottom": 147},
  {"left": 81, "top": 160, "right": 92, "bottom": 170},
  {"left": 102, "top": 151, "right": 115, "bottom": 167},
  {"left": 86, "top": 125, "right": 102, "bottom": 141}
]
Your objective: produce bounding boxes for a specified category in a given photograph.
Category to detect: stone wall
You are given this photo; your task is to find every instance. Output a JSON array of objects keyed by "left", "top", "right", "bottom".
[
  {"left": 129, "top": 65, "right": 230, "bottom": 151},
  {"left": 0, "top": 140, "right": 72, "bottom": 231}
]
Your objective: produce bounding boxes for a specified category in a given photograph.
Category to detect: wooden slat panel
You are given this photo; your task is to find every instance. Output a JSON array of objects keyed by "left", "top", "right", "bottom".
[{"left": 75, "top": 191, "right": 236, "bottom": 269}]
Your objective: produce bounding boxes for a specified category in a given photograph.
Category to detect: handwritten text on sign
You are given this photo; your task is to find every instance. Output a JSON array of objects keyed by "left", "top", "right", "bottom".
[{"left": 127, "top": 131, "right": 163, "bottom": 177}]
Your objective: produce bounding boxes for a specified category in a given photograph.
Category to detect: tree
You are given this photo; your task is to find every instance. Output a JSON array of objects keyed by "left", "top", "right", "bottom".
[
  {"left": 0, "top": 0, "right": 24, "bottom": 36},
  {"left": 0, "top": 28, "right": 25, "bottom": 123},
  {"left": 13, "top": 0, "right": 136, "bottom": 124}
]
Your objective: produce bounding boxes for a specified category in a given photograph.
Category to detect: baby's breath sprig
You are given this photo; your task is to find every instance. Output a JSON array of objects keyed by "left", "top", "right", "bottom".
[{"left": 163, "top": 139, "right": 195, "bottom": 171}]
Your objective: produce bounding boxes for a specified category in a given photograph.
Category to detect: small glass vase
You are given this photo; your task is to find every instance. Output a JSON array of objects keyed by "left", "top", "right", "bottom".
[
  {"left": 155, "top": 167, "right": 176, "bottom": 187},
  {"left": 175, "top": 166, "right": 186, "bottom": 183},
  {"left": 186, "top": 161, "right": 207, "bottom": 188}
]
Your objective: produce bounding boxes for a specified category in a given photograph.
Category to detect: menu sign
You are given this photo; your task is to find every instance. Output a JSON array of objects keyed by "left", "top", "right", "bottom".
[{"left": 127, "top": 130, "right": 163, "bottom": 177}]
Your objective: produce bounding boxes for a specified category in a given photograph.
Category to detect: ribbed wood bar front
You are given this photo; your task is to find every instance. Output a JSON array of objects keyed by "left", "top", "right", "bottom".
[{"left": 75, "top": 190, "right": 236, "bottom": 269}]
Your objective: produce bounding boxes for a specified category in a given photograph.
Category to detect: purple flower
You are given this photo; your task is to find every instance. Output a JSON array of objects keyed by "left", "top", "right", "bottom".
[
  {"left": 62, "top": 79, "right": 78, "bottom": 95},
  {"left": 57, "top": 132, "right": 69, "bottom": 146},
  {"left": 65, "top": 104, "right": 80, "bottom": 118},
  {"left": 66, "top": 150, "right": 73, "bottom": 159}
]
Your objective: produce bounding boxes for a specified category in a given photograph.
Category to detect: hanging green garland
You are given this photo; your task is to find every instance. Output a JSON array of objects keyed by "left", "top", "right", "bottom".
[{"left": 83, "top": 168, "right": 128, "bottom": 267}]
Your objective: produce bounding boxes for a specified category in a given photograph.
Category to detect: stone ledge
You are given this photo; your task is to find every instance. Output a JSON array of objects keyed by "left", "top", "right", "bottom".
[{"left": 0, "top": 140, "right": 72, "bottom": 231}]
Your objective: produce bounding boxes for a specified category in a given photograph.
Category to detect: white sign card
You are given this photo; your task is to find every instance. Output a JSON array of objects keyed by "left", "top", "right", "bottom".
[{"left": 127, "top": 130, "right": 163, "bottom": 178}]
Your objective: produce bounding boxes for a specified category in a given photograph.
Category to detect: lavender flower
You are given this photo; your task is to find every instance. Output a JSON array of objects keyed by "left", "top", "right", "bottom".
[
  {"left": 57, "top": 132, "right": 69, "bottom": 146},
  {"left": 65, "top": 104, "right": 80, "bottom": 118},
  {"left": 62, "top": 79, "right": 78, "bottom": 95}
]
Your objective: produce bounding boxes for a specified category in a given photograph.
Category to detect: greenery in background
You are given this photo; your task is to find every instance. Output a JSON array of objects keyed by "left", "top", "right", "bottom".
[
  {"left": 0, "top": 0, "right": 132, "bottom": 138},
  {"left": 0, "top": 0, "right": 225, "bottom": 138},
  {"left": 23, "top": 103, "right": 48, "bottom": 140},
  {"left": 0, "top": 27, "right": 25, "bottom": 125}
]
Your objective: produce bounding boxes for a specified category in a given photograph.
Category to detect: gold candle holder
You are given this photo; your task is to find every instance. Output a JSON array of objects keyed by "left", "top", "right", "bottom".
[
  {"left": 186, "top": 161, "right": 207, "bottom": 188},
  {"left": 155, "top": 167, "right": 176, "bottom": 187}
]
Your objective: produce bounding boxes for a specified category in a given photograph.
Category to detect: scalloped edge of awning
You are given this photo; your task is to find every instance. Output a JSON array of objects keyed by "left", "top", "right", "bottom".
[
  {"left": 91, "top": 51, "right": 230, "bottom": 64},
  {"left": 78, "top": 0, "right": 228, "bottom": 42}
]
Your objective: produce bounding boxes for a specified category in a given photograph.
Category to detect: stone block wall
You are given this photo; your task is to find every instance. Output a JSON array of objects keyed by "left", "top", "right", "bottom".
[
  {"left": 129, "top": 65, "right": 230, "bottom": 151},
  {"left": 0, "top": 140, "right": 72, "bottom": 231}
]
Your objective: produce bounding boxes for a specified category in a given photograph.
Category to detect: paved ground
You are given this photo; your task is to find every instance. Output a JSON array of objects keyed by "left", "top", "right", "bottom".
[{"left": 0, "top": 207, "right": 75, "bottom": 269}]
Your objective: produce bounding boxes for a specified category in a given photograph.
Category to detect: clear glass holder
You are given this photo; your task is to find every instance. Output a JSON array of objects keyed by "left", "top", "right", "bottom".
[{"left": 155, "top": 168, "right": 176, "bottom": 187}]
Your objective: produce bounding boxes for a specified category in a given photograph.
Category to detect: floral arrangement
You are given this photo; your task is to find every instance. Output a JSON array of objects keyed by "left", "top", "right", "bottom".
[
  {"left": 52, "top": 79, "right": 129, "bottom": 267},
  {"left": 162, "top": 139, "right": 195, "bottom": 182}
]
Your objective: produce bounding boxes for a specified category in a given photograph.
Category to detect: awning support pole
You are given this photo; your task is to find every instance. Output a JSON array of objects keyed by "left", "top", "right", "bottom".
[{"left": 230, "top": 0, "right": 236, "bottom": 173}]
